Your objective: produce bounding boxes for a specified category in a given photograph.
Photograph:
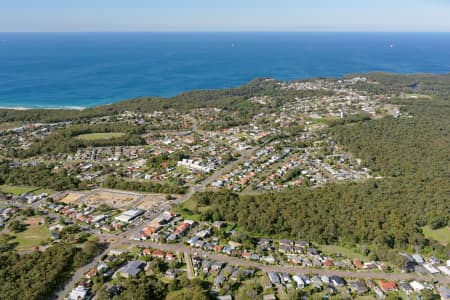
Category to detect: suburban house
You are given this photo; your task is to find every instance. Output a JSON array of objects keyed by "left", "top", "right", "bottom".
[
  {"left": 68, "top": 285, "right": 90, "bottom": 300},
  {"left": 267, "top": 272, "right": 281, "bottom": 286},
  {"left": 330, "top": 276, "right": 345, "bottom": 287},
  {"left": 348, "top": 280, "right": 368, "bottom": 295},
  {"left": 398, "top": 282, "right": 414, "bottom": 295},
  {"left": 214, "top": 273, "right": 226, "bottom": 289},
  {"left": 115, "top": 261, "right": 146, "bottom": 278},
  {"left": 378, "top": 280, "right": 397, "bottom": 292}
]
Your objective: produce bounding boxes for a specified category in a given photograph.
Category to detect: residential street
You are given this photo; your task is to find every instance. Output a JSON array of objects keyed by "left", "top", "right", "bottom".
[{"left": 132, "top": 241, "right": 450, "bottom": 285}]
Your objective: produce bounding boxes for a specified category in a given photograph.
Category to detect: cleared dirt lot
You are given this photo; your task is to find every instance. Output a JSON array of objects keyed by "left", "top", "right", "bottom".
[
  {"left": 60, "top": 192, "right": 85, "bottom": 204},
  {"left": 58, "top": 189, "right": 176, "bottom": 210},
  {"left": 23, "top": 216, "right": 45, "bottom": 226},
  {"left": 138, "top": 193, "right": 182, "bottom": 211},
  {"left": 134, "top": 194, "right": 165, "bottom": 210},
  {"left": 85, "top": 191, "right": 135, "bottom": 208}
]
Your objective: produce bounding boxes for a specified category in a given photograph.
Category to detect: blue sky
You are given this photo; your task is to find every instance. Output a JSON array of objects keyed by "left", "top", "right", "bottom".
[{"left": 1, "top": 0, "right": 450, "bottom": 32}]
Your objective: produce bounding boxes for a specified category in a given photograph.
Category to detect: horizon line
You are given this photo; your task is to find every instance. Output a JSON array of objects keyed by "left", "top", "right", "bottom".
[{"left": 1, "top": 31, "right": 450, "bottom": 34}]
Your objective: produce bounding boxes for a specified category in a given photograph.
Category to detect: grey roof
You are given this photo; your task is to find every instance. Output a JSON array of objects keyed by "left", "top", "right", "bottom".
[
  {"left": 50, "top": 231, "right": 61, "bottom": 239},
  {"left": 398, "top": 282, "right": 413, "bottom": 292},
  {"left": 295, "top": 240, "right": 309, "bottom": 247},
  {"left": 438, "top": 286, "right": 450, "bottom": 299},
  {"left": 279, "top": 239, "right": 294, "bottom": 246},
  {"left": 120, "top": 260, "right": 145, "bottom": 277},
  {"left": 348, "top": 280, "right": 367, "bottom": 294},
  {"left": 330, "top": 275, "right": 345, "bottom": 286},
  {"left": 268, "top": 272, "right": 280, "bottom": 284},
  {"left": 214, "top": 274, "right": 225, "bottom": 287}
]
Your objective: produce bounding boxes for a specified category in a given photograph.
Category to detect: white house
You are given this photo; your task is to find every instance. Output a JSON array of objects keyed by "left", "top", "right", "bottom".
[
  {"left": 410, "top": 281, "right": 425, "bottom": 292},
  {"left": 438, "top": 266, "right": 450, "bottom": 276},
  {"left": 292, "top": 275, "right": 305, "bottom": 288},
  {"left": 423, "top": 263, "right": 440, "bottom": 274},
  {"left": 68, "top": 285, "right": 89, "bottom": 300}
]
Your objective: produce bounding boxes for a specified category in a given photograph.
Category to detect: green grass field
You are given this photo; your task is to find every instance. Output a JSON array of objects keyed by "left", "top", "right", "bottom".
[
  {"left": 355, "top": 296, "right": 377, "bottom": 300},
  {"left": 175, "top": 198, "right": 208, "bottom": 222},
  {"left": 0, "top": 185, "right": 54, "bottom": 196},
  {"left": 319, "top": 244, "right": 368, "bottom": 261},
  {"left": 13, "top": 224, "right": 50, "bottom": 251},
  {"left": 0, "top": 122, "right": 22, "bottom": 130},
  {"left": 74, "top": 132, "right": 125, "bottom": 141},
  {"left": 422, "top": 226, "right": 450, "bottom": 246},
  {"left": 182, "top": 197, "right": 213, "bottom": 213},
  {"left": 32, "top": 188, "right": 55, "bottom": 195},
  {"left": 0, "top": 185, "right": 39, "bottom": 195}
]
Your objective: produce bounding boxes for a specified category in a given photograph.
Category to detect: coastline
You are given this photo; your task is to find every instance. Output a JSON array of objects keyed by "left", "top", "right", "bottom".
[
  {"left": 1, "top": 71, "right": 449, "bottom": 111},
  {"left": 0, "top": 106, "right": 32, "bottom": 111},
  {"left": 0, "top": 106, "right": 86, "bottom": 111}
]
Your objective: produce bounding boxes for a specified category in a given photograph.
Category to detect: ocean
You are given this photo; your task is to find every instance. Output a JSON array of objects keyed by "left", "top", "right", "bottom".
[{"left": 0, "top": 32, "right": 450, "bottom": 109}]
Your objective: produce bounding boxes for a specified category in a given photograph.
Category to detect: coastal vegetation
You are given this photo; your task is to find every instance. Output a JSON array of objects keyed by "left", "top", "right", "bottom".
[{"left": 0, "top": 73, "right": 448, "bottom": 124}]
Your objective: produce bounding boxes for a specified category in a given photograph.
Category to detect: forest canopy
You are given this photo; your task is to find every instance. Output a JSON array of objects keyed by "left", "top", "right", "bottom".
[{"left": 0, "top": 241, "right": 101, "bottom": 300}]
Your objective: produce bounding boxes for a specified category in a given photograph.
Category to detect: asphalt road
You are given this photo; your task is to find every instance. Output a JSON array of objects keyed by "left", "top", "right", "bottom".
[
  {"left": 184, "top": 252, "right": 195, "bottom": 279},
  {"left": 135, "top": 241, "right": 450, "bottom": 285}
]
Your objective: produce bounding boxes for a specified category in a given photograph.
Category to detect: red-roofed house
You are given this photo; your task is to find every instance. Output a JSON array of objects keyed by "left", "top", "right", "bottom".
[
  {"left": 144, "top": 225, "right": 160, "bottom": 235},
  {"left": 174, "top": 222, "right": 191, "bottom": 235},
  {"left": 85, "top": 268, "right": 97, "bottom": 279},
  {"left": 353, "top": 260, "right": 364, "bottom": 269},
  {"left": 142, "top": 248, "right": 153, "bottom": 256},
  {"left": 323, "top": 259, "right": 334, "bottom": 267},
  {"left": 379, "top": 280, "right": 397, "bottom": 292},
  {"left": 165, "top": 252, "right": 176, "bottom": 261},
  {"left": 152, "top": 249, "right": 166, "bottom": 259}
]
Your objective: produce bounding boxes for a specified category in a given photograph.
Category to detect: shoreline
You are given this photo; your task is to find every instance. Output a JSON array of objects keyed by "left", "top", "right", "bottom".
[
  {"left": 1, "top": 72, "right": 449, "bottom": 111},
  {"left": 0, "top": 106, "right": 86, "bottom": 111}
]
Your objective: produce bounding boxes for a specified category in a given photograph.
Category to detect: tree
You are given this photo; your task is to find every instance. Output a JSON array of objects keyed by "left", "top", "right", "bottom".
[
  {"left": 286, "top": 287, "right": 306, "bottom": 300},
  {"left": 118, "top": 275, "right": 167, "bottom": 300},
  {"left": 235, "top": 280, "right": 263, "bottom": 300},
  {"left": 0, "top": 234, "right": 17, "bottom": 251},
  {"left": 21, "top": 207, "right": 35, "bottom": 217},
  {"left": 8, "top": 220, "right": 26, "bottom": 233},
  {"left": 165, "top": 286, "right": 210, "bottom": 300},
  {"left": 0, "top": 243, "right": 98, "bottom": 300}
]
